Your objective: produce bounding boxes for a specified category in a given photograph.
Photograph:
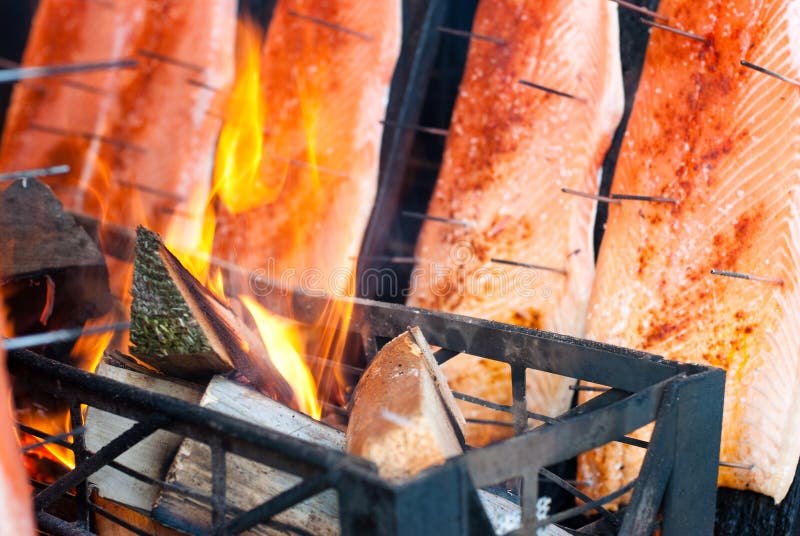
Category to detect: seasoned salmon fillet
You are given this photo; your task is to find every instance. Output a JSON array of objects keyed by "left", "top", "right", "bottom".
[
  {"left": 578, "top": 0, "right": 800, "bottom": 503},
  {"left": 213, "top": 0, "right": 402, "bottom": 284},
  {"left": 0, "top": 0, "right": 236, "bottom": 238},
  {"left": 0, "top": 313, "right": 35, "bottom": 535},
  {"left": 407, "top": 0, "right": 623, "bottom": 445}
]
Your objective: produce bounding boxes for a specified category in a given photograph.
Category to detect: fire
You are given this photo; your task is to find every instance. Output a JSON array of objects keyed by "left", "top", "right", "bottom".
[
  {"left": 17, "top": 409, "right": 75, "bottom": 471},
  {"left": 214, "top": 20, "right": 280, "bottom": 213},
  {"left": 71, "top": 316, "right": 117, "bottom": 373},
  {"left": 240, "top": 296, "right": 321, "bottom": 419},
  {"left": 12, "top": 10, "right": 363, "bottom": 484},
  {"left": 159, "top": 17, "right": 335, "bottom": 420}
]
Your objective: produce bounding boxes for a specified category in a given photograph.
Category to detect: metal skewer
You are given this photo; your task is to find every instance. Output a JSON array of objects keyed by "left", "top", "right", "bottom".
[
  {"left": 562, "top": 187, "right": 621, "bottom": 204},
  {"left": 29, "top": 122, "right": 147, "bottom": 153},
  {"left": 287, "top": 10, "right": 373, "bottom": 41},
  {"left": 116, "top": 180, "right": 187, "bottom": 202},
  {"left": 21, "top": 427, "right": 85, "bottom": 453},
  {"left": 563, "top": 189, "right": 678, "bottom": 205},
  {"left": 380, "top": 119, "right": 449, "bottom": 137},
  {"left": 0, "top": 165, "right": 70, "bottom": 182},
  {"left": 518, "top": 79, "right": 585, "bottom": 102},
  {"left": 610, "top": 193, "right": 679, "bottom": 204},
  {"left": 569, "top": 384, "right": 609, "bottom": 392},
  {"left": 270, "top": 155, "right": 349, "bottom": 178},
  {"left": 3, "top": 322, "right": 130, "bottom": 351},
  {"left": 719, "top": 461, "right": 755, "bottom": 470},
  {"left": 0, "top": 59, "right": 137, "bottom": 85},
  {"left": 640, "top": 18, "right": 707, "bottom": 43},
  {"left": 186, "top": 78, "right": 222, "bottom": 92},
  {"left": 436, "top": 26, "right": 507, "bottom": 45},
  {"left": 710, "top": 269, "right": 783, "bottom": 285},
  {"left": 401, "top": 210, "right": 474, "bottom": 228},
  {"left": 740, "top": 60, "right": 800, "bottom": 88},
  {"left": 490, "top": 257, "right": 568, "bottom": 276},
  {"left": 137, "top": 49, "right": 204, "bottom": 72},
  {"left": 0, "top": 58, "right": 110, "bottom": 95},
  {"left": 356, "top": 255, "right": 422, "bottom": 265},
  {"left": 609, "top": 0, "right": 668, "bottom": 21}
]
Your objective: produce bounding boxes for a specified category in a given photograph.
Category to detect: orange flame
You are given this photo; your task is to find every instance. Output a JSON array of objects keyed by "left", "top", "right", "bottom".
[
  {"left": 17, "top": 409, "right": 75, "bottom": 471},
  {"left": 158, "top": 18, "right": 330, "bottom": 420},
  {"left": 240, "top": 295, "right": 321, "bottom": 419},
  {"left": 15, "top": 11, "right": 365, "bottom": 483},
  {"left": 214, "top": 20, "right": 282, "bottom": 213}
]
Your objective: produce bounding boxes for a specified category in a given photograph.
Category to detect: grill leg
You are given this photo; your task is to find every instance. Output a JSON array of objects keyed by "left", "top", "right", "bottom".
[{"left": 661, "top": 369, "right": 725, "bottom": 535}]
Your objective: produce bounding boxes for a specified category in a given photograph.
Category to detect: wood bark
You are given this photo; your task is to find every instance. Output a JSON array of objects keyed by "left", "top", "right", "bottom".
[{"left": 130, "top": 226, "right": 293, "bottom": 404}]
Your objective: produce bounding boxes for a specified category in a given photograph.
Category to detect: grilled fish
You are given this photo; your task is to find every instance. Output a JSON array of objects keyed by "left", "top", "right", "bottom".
[
  {"left": 0, "top": 0, "right": 236, "bottom": 238},
  {"left": 407, "top": 0, "right": 624, "bottom": 445},
  {"left": 0, "top": 314, "right": 35, "bottom": 535},
  {"left": 213, "top": 0, "right": 402, "bottom": 286},
  {"left": 578, "top": 0, "right": 800, "bottom": 503}
]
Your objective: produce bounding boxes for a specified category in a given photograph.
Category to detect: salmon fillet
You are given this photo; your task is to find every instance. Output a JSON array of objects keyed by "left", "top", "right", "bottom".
[
  {"left": 407, "top": 0, "right": 623, "bottom": 445},
  {"left": 578, "top": 0, "right": 800, "bottom": 503},
  {"left": 0, "top": 314, "right": 35, "bottom": 535},
  {"left": 0, "top": 0, "right": 236, "bottom": 238},
  {"left": 213, "top": 0, "right": 402, "bottom": 284}
]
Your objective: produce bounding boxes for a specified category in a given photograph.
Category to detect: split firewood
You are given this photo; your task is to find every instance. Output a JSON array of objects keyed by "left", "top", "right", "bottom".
[
  {"left": 130, "top": 226, "right": 233, "bottom": 378},
  {"left": 0, "top": 178, "right": 111, "bottom": 338},
  {"left": 154, "top": 375, "right": 524, "bottom": 535},
  {"left": 152, "top": 375, "right": 342, "bottom": 535},
  {"left": 130, "top": 226, "right": 293, "bottom": 404},
  {"left": 346, "top": 327, "right": 466, "bottom": 480},
  {"left": 85, "top": 354, "right": 204, "bottom": 512}
]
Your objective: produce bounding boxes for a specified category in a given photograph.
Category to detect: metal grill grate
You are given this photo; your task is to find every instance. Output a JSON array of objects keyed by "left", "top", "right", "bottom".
[{"left": 12, "top": 283, "right": 724, "bottom": 535}]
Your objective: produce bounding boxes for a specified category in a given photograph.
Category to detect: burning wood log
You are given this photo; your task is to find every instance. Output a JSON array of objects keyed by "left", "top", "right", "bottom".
[
  {"left": 153, "top": 375, "right": 524, "bottom": 535},
  {"left": 0, "top": 178, "right": 111, "bottom": 340},
  {"left": 85, "top": 353, "right": 204, "bottom": 512},
  {"left": 130, "top": 226, "right": 293, "bottom": 404},
  {"left": 346, "top": 328, "right": 466, "bottom": 480},
  {"left": 130, "top": 225, "right": 233, "bottom": 378},
  {"left": 152, "top": 375, "right": 342, "bottom": 535}
]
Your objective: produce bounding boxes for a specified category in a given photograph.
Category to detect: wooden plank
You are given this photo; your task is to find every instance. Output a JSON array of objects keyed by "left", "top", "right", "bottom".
[
  {"left": 154, "top": 376, "right": 522, "bottom": 535},
  {"left": 152, "top": 376, "right": 342, "bottom": 535},
  {"left": 85, "top": 359, "right": 203, "bottom": 511},
  {"left": 716, "top": 465, "right": 800, "bottom": 535},
  {"left": 130, "top": 226, "right": 235, "bottom": 379},
  {"left": 0, "top": 178, "right": 106, "bottom": 278}
]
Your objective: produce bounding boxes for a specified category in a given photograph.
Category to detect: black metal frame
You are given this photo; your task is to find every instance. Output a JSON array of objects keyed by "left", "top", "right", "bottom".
[
  {"left": 12, "top": 283, "right": 724, "bottom": 535},
  {"left": 8, "top": 0, "right": 725, "bottom": 533}
]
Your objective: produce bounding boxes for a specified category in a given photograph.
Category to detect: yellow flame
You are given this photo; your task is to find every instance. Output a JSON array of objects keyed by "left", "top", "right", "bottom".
[
  {"left": 214, "top": 20, "right": 283, "bottom": 213},
  {"left": 209, "top": 266, "right": 226, "bottom": 302},
  {"left": 165, "top": 185, "right": 217, "bottom": 286},
  {"left": 18, "top": 409, "right": 75, "bottom": 470},
  {"left": 70, "top": 316, "right": 117, "bottom": 373},
  {"left": 240, "top": 295, "right": 321, "bottom": 419}
]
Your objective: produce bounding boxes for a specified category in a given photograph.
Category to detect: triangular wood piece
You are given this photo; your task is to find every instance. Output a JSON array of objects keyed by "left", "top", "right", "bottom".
[
  {"left": 346, "top": 328, "right": 466, "bottom": 480},
  {"left": 130, "top": 226, "right": 293, "bottom": 404}
]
